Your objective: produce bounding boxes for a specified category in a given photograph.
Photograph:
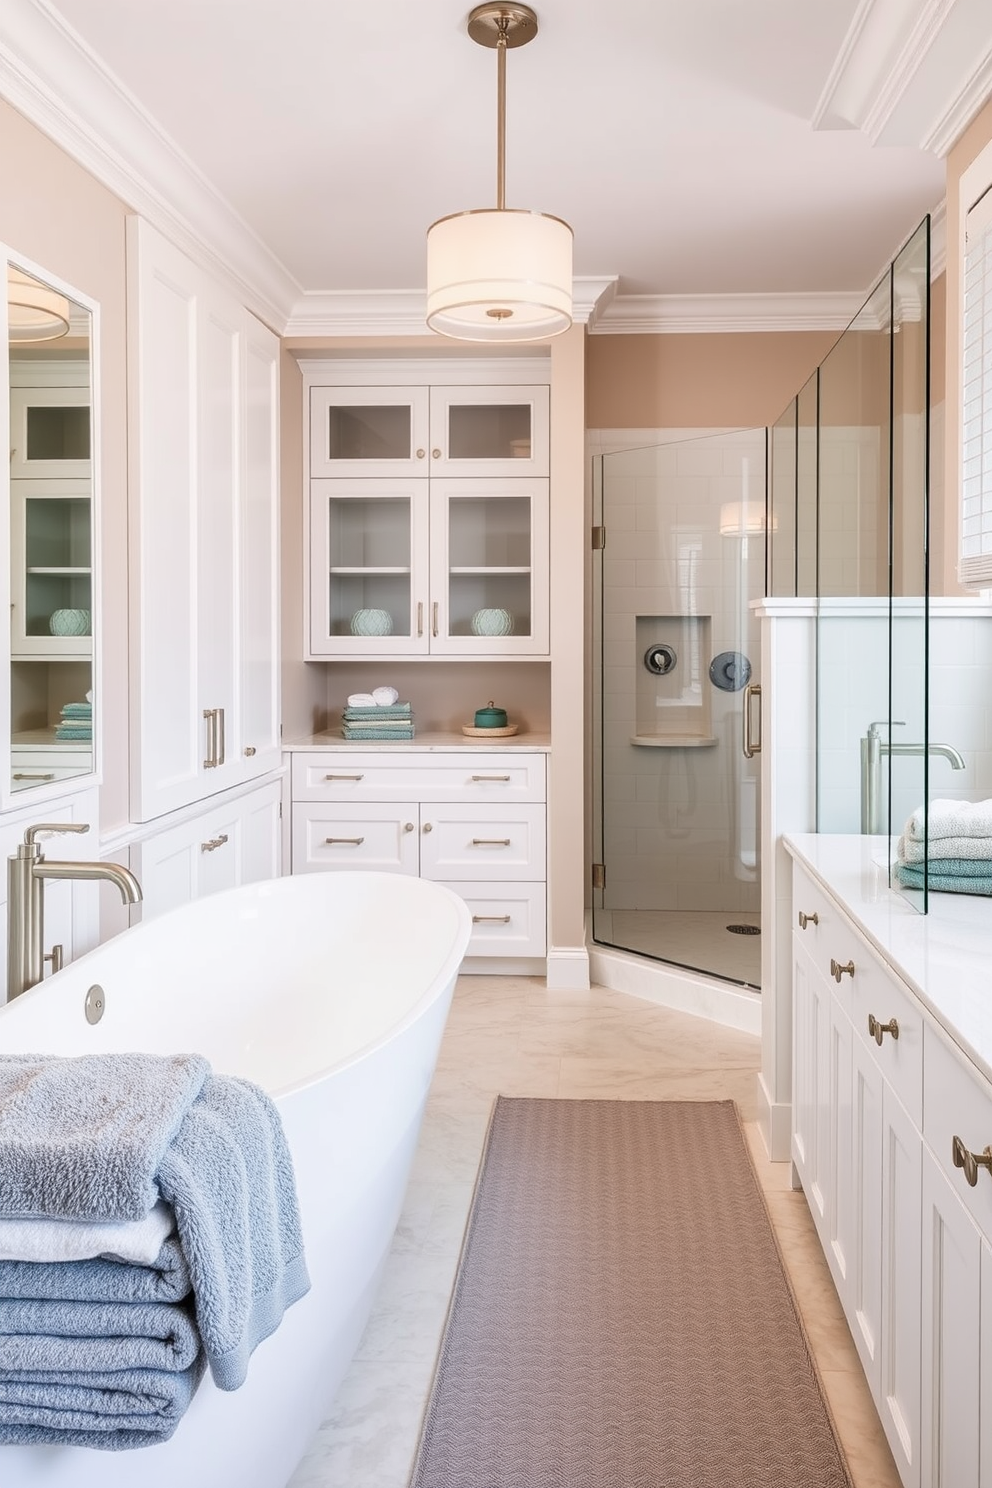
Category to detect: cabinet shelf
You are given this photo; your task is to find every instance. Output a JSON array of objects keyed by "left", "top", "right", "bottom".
[
  {"left": 449, "top": 566, "right": 532, "bottom": 576},
  {"left": 329, "top": 566, "right": 411, "bottom": 575},
  {"left": 27, "top": 566, "right": 91, "bottom": 576}
]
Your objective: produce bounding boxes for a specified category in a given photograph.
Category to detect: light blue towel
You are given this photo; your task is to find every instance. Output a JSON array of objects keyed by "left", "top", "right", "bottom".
[
  {"left": 157, "top": 1074, "right": 310, "bottom": 1390},
  {"left": 341, "top": 725, "right": 415, "bottom": 740},
  {"left": 0, "top": 1053, "right": 210, "bottom": 1221},
  {"left": 0, "top": 1356, "right": 206, "bottom": 1449},
  {"left": 0, "top": 1235, "right": 190, "bottom": 1304},
  {"left": 0, "top": 1297, "right": 201, "bottom": 1375},
  {"left": 894, "top": 862, "right": 992, "bottom": 895}
]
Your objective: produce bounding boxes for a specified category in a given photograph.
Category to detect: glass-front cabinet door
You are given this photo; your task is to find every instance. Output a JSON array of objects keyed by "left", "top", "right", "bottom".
[
  {"left": 309, "top": 386, "right": 430, "bottom": 478},
  {"left": 429, "top": 385, "right": 549, "bottom": 477},
  {"left": 308, "top": 478, "right": 430, "bottom": 657},
  {"left": 429, "top": 478, "right": 550, "bottom": 655},
  {"left": 10, "top": 478, "right": 92, "bottom": 657}
]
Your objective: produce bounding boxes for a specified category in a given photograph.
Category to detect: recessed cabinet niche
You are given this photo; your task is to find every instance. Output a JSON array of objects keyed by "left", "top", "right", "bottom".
[{"left": 302, "top": 364, "right": 550, "bottom": 660}]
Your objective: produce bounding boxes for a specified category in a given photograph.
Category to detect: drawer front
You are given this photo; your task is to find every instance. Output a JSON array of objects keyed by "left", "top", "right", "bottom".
[
  {"left": 848, "top": 952, "right": 924, "bottom": 1127},
  {"left": 291, "top": 750, "right": 546, "bottom": 803},
  {"left": 793, "top": 862, "right": 862, "bottom": 1021},
  {"left": 291, "top": 803, "right": 419, "bottom": 875},
  {"left": 924, "top": 1024, "right": 992, "bottom": 1240},
  {"left": 420, "top": 804, "right": 546, "bottom": 882},
  {"left": 442, "top": 880, "right": 547, "bottom": 957}
]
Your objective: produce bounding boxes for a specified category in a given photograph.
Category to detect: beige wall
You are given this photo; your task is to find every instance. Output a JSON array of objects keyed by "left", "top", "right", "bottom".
[
  {"left": 0, "top": 99, "right": 131, "bottom": 829},
  {"left": 585, "top": 330, "right": 838, "bottom": 430}
]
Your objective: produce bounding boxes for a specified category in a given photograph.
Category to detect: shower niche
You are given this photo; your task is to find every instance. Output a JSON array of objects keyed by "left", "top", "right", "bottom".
[{"left": 632, "top": 614, "right": 716, "bottom": 747}]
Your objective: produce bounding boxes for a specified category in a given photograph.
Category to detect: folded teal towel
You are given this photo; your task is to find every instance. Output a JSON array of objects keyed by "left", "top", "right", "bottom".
[
  {"left": 343, "top": 702, "right": 411, "bottom": 718},
  {"left": 53, "top": 726, "right": 92, "bottom": 740},
  {"left": 60, "top": 703, "right": 92, "bottom": 717},
  {"left": 0, "top": 1054, "right": 210, "bottom": 1221},
  {"left": 342, "top": 725, "right": 415, "bottom": 740},
  {"left": 157, "top": 1073, "right": 310, "bottom": 1390},
  {"left": 0, "top": 1235, "right": 190, "bottom": 1304},
  {"left": 0, "top": 1356, "right": 205, "bottom": 1449},
  {"left": 894, "top": 862, "right": 992, "bottom": 894},
  {"left": 0, "top": 1296, "right": 201, "bottom": 1375}
]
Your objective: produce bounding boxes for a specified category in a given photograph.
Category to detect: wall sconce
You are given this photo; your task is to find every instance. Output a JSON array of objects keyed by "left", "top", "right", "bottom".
[
  {"left": 8, "top": 267, "right": 70, "bottom": 344},
  {"left": 426, "top": 4, "right": 572, "bottom": 342}
]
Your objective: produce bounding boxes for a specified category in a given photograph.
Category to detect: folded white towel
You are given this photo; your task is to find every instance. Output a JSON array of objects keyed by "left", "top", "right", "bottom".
[
  {"left": 372, "top": 685, "right": 399, "bottom": 706},
  {"left": 0, "top": 1200, "right": 176, "bottom": 1264},
  {"left": 346, "top": 692, "right": 376, "bottom": 707},
  {"left": 898, "top": 832, "right": 992, "bottom": 864},
  {"left": 905, "top": 798, "right": 992, "bottom": 843}
]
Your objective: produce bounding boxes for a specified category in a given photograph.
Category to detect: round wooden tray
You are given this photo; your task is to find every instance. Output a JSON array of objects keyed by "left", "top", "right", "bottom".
[{"left": 461, "top": 723, "right": 519, "bottom": 738}]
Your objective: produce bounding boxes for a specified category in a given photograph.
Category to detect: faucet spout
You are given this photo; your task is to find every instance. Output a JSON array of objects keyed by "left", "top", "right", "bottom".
[
  {"left": 883, "top": 741, "right": 966, "bottom": 769},
  {"left": 33, "top": 860, "right": 143, "bottom": 905}
]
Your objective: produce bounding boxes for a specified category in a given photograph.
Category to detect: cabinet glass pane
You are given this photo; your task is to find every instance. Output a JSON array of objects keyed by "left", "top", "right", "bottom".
[
  {"left": 25, "top": 405, "right": 90, "bottom": 462},
  {"left": 328, "top": 497, "right": 410, "bottom": 568},
  {"left": 447, "top": 495, "right": 532, "bottom": 638},
  {"left": 26, "top": 498, "right": 91, "bottom": 568},
  {"left": 327, "top": 575, "right": 411, "bottom": 638},
  {"left": 449, "top": 572, "right": 531, "bottom": 637},
  {"left": 327, "top": 406, "right": 410, "bottom": 462},
  {"left": 447, "top": 403, "right": 532, "bottom": 461},
  {"left": 25, "top": 574, "right": 92, "bottom": 636}
]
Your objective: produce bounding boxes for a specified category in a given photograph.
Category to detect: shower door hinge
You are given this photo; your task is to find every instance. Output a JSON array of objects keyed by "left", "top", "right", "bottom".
[
  {"left": 592, "top": 862, "right": 606, "bottom": 890},
  {"left": 591, "top": 525, "right": 606, "bottom": 550}
]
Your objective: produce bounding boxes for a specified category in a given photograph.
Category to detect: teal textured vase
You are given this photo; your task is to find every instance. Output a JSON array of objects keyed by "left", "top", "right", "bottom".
[
  {"left": 471, "top": 607, "right": 513, "bottom": 637},
  {"left": 49, "top": 608, "right": 91, "bottom": 637},
  {"left": 350, "top": 608, "right": 393, "bottom": 637}
]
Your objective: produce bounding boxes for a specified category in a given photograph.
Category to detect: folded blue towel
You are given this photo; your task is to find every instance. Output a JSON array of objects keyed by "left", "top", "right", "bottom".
[
  {"left": 0, "top": 1356, "right": 205, "bottom": 1449},
  {"left": 53, "top": 726, "right": 92, "bottom": 740},
  {"left": 894, "top": 862, "right": 992, "bottom": 894},
  {"left": 342, "top": 725, "right": 415, "bottom": 740},
  {"left": 0, "top": 1235, "right": 190, "bottom": 1304},
  {"left": 0, "top": 1053, "right": 210, "bottom": 1221},
  {"left": 157, "top": 1074, "right": 310, "bottom": 1390},
  {"left": 343, "top": 703, "right": 412, "bottom": 718},
  {"left": 60, "top": 703, "right": 92, "bottom": 717},
  {"left": 0, "top": 1296, "right": 201, "bottom": 1375}
]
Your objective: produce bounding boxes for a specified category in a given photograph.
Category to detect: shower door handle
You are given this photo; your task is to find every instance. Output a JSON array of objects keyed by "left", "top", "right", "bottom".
[{"left": 742, "top": 682, "right": 762, "bottom": 759}]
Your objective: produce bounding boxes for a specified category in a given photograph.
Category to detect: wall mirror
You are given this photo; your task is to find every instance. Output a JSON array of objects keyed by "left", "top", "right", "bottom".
[{"left": 6, "top": 259, "right": 95, "bottom": 798}]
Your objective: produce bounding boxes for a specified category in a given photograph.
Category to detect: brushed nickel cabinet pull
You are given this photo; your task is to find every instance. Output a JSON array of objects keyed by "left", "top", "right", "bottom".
[
  {"left": 472, "top": 838, "right": 511, "bottom": 846},
  {"left": 324, "top": 773, "right": 365, "bottom": 781},
  {"left": 325, "top": 836, "right": 365, "bottom": 846},
  {"left": 830, "top": 957, "right": 855, "bottom": 983},
  {"left": 472, "top": 774, "right": 511, "bottom": 782},
  {"left": 215, "top": 707, "right": 226, "bottom": 767},
  {"left": 13, "top": 772, "right": 56, "bottom": 781},
  {"left": 432, "top": 601, "right": 439, "bottom": 638},
  {"left": 952, "top": 1135, "right": 992, "bottom": 1187},
  {"left": 742, "top": 682, "right": 762, "bottom": 758},
  {"left": 473, "top": 914, "right": 511, "bottom": 924},
  {"left": 417, "top": 601, "right": 424, "bottom": 638},
  {"left": 798, "top": 910, "right": 818, "bottom": 929},
  {"left": 201, "top": 833, "right": 229, "bottom": 853},
  {"left": 868, "top": 1013, "right": 899, "bottom": 1044},
  {"left": 203, "top": 708, "right": 218, "bottom": 768}
]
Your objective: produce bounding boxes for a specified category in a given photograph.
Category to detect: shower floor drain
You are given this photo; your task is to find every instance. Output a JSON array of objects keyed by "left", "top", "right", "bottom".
[{"left": 726, "top": 923, "right": 761, "bottom": 936}]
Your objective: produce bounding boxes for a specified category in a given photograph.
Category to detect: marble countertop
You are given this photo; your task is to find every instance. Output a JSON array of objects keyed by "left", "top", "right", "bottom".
[
  {"left": 284, "top": 729, "right": 551, "bottom": 752},
  {"left": 785, "top": 832, "right": 992, "bottom": 1085}
]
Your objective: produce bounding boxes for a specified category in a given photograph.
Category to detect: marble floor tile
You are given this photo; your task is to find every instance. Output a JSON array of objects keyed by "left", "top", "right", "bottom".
[{"left": 287, "top": 972, "right": 898, "bottom": 1488}]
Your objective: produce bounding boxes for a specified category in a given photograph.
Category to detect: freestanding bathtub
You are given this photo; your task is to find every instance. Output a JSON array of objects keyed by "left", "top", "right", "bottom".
[{"left": 0, "top": 870, "right": 471, "bottom": 1487}]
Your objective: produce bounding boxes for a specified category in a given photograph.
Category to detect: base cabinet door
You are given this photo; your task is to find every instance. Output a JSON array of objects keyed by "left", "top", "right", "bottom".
[
  {"left": 880, "top": 1086, "right": 922, "bottom": 1488},
  {"left": 850, "top": 1028, "right": 884, "bottom": 1394},
  {"left": 921, "top": 1145, "right": 981, "bottom": 1488}
]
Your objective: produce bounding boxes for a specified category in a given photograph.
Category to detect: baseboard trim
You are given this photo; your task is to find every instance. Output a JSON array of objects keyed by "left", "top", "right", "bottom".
[
  {"left": 545, "top": 947, "right": 591, "bottom": 992},
  {"left": 588, "top": 943, "right": 761, "bottom": 1035},
  {"left": 460, "top": 957, "right": 547, "bottom": 977},
  {"left": 756, "top": 1073, "right": 793, "bottom": 1162}
]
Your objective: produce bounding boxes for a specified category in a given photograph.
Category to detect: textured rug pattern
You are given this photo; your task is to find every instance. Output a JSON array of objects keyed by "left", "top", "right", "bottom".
[{"left": 410, "top": 1097, "right": 853, "bottom": 1488}]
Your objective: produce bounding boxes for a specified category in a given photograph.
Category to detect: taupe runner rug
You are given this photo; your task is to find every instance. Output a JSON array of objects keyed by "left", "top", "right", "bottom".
[{"left": 410, "top": 1097, "right": 853, "bottom": 1488}]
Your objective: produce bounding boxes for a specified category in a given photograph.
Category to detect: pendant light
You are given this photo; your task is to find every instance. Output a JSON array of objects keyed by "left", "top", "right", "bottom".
[
  {"left": 426, "top": 4, "right": 572, "bottom": 342},
  {"left": 7, "top": 267, "right": 70, "bottom": 344}
]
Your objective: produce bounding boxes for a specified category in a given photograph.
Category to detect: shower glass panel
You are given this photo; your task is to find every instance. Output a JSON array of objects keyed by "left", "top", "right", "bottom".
[
  {"left": 768, "top": 399, "right": 796, "bottom": 596},
  {"left": 592, "top": 429, "right": 766, "bottom": 991}
]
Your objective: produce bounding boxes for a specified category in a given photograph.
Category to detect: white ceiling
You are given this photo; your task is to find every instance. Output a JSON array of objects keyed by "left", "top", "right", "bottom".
[{"left": 7, "top": 0, "right": 992, "bottom": 331}]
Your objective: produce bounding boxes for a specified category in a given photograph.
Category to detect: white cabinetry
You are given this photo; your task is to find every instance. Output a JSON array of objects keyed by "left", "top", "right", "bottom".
[
  {"left": 289, "top": 747, "right": 547, "bottom": 959},
  {"left": 127, "top": 219, "right": 280, "bottom": 823},
  {"left": 303, "top": 363, "right": 550, "bottom": 660}
]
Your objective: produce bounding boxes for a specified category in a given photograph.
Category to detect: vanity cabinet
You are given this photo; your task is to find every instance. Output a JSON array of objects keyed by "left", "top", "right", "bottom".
[
  {"left": 303, "top": 362, "right": 550, "bottom": 660},
  {"left": 127, "top": 219, "right": 280, "bottom": 822},
  {"left": 289, "top": 746, "right": 548, "bottom": 959}
]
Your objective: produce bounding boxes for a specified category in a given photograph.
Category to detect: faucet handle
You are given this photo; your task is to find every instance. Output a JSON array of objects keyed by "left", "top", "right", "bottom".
[
  {"left": 868, "top": 719, "right": 906, "bottom": 737},
  {"left": 23, "top": 822, "right": 90, "bottom": 847}
]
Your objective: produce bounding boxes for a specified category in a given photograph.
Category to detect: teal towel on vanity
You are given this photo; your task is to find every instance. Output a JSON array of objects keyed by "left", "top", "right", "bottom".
[
  {"left": 0, "top": 1356, "right": 206, "bottom": 1449},
  {"left": 341, "top": 726, "right": 415, "bottom": 740},
  {"left": 343, "top": 702, "right": 411, "bottom": 719},
  {"left": 0, "top": 1053, "right": 210, "bottom": 1221},
  {"left": 894, "top": 861, "right": 992, "bottom": 894},
  {"left": 0, "top": 1235, "right": 190, "bottom": 1304}
]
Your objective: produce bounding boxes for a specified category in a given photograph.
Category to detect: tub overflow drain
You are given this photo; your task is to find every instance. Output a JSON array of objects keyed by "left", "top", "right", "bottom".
[
  {"left": 84, "top": 984, "right": 106, "bottom": 1024},
  {"left": 726, "top": 924, "right": 760, "bottom": 936}
]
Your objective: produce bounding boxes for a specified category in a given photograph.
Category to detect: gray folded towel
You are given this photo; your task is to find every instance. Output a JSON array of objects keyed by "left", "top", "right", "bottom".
[
  {"left": 0, "top": 1297, "right": 201, "bottom": 1374},
  {"left": 0, "top": 1235, "right": 190, "bottom": 1305},
  {"left": 158, "top": 1073, "right": 310, "bottom": 1390},
  {"left": 0, "top": 1356, "right": 206, "bottom": 1449},
  {"left": 0, "top": 1053, "right": 209, "bottom": 1221}
]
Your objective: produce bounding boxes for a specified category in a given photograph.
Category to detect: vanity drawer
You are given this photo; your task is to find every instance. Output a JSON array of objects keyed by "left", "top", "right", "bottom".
[
  {"left": 291, "top": 803, "right": 420, "bottom": 875},
  {"left": 292, "top": 751, "right": 546, "bottom": 803},
  {"left": 923, "top": 1024, "right": 992, "bottom": 1239},
  {"left": 420, "top": 804, "right": 546, "bottom": 883},
  {"left": 794, "top": 866, "right": 864, "bottom": 1022},
  {"left": 848, "top": 951, "right": 924, "bottom": 1126},
  {"left": 443, "top": 880, "right": 547, "bottom": 957}
]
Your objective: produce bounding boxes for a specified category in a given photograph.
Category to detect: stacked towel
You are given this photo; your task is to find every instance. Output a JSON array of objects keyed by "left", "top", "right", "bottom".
[
  {"left": 54, "top": 699, "right": 92, "bottom": 742},
  {"left": 0, "top": 1052, "right": 309, "bottom": 1447},
  {"left": 342, "top": 699, "right": 414, "bottom": 740},
  {"left": 894, "top": 798, "right": 992, "bottom": 895}
]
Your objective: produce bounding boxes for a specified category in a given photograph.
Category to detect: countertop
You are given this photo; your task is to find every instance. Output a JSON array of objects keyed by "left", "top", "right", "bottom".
[
  {"left": 284, "top": 729, "right": 551, "bottom": 752},
  {"left": 785, "top": 832, "right": 992, "bottom": 1085}
]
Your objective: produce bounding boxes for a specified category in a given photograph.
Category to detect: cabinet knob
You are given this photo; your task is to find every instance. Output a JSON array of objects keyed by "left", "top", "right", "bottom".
[
  {"left": 416, "top": 448, "right": 426, "bottom": 459},
  {"left": 432, "top": 448, "right": 441, "bottom": 459},
  {"left": 952, "top": 1135, "right": 992, "bottom": 1187},
  {"left": 423, "top": 822, "right": 433, "bottom": 833},
  {"left": 830, "top": 957, "right": 855, "bottom": 982},
  {"left": 243, "top": 745, "right": 256, "bottom": 757},
  {"left": 867, "top": 1013, "right": 898, "bottom": 1044},
  {"left": 798, "top": 910, "right": 818, "bottom": 929},
  {"left": 404, "top": 822, "right": 415, "bottom": 832}
]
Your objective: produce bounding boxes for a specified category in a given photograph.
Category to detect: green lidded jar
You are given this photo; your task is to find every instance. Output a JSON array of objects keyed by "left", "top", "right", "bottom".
[{"left": 474, "top": 700, "right": 508, "bottom": 729}]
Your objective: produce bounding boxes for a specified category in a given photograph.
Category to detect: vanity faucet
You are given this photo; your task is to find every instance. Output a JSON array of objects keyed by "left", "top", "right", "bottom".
[
  {"left": 860, "top": 721, "right": 966, "bottom": 835},
  {"left": 6, "top": 823, "right": 143, "bottom": 1002}
]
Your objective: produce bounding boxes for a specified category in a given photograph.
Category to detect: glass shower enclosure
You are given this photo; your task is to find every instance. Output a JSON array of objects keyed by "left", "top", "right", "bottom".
[{"left": 591, "top": 429, "right": 767, "bottom": 990}]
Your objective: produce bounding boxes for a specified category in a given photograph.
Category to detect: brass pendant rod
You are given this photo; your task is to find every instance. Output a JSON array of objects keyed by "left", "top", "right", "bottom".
[{"left": 496, "top": 18, "right": 508, "bottom": 211}]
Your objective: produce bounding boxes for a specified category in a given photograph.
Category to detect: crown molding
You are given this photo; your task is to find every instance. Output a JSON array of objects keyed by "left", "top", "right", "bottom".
[
  {"left": 812, "top": 0, "right": 992, "bottom": 154},
  {"left": 587, "top": 291, "right": 867, "bottom": 334},
  {"left": 0, "top": 0, "right": 299, "bottom": 328}
]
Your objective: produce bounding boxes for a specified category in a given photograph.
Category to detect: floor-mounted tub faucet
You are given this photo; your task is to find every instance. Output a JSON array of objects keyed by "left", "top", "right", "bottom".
[
  {"left": 6, "top": 823, "right": 143, "bottom": 1002},
  {"left": 860, "top": 721, "right": 966, "bottom": 835}
]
